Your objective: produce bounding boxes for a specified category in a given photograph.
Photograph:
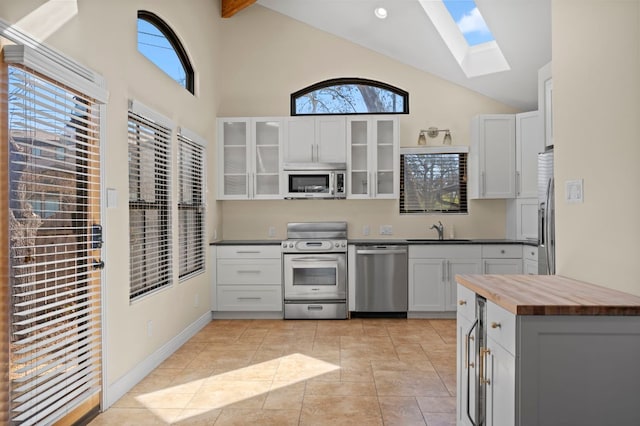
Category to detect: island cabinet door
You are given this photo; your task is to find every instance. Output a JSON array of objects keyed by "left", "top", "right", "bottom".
[{"left": 485, "top": 337, "right": 516, "bottom": 426}]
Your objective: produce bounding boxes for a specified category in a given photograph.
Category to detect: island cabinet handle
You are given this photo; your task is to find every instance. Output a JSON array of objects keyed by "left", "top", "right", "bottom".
[
  {"left": 491, "top": 322, "right": 501, "bottom": 329},
  {"left": 480, "top": 347, "right": 491, "bottom": 385},
  {"left": 459, "top": 300, "right": 467, "bottom": 306}
]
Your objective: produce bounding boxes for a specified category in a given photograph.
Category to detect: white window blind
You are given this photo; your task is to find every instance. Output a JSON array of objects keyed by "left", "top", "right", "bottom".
[
  {"left": 177, "top": 130, "right": 206, "bottom": 279},
  {"left": 128, "top": 109, "right": 172, "bottom": 300},
  {"left": 7, "top": 64, "right": 102, "bottom": 425},
  {"left": 400, "top": 149, "right": 468, "bottom": 214}
]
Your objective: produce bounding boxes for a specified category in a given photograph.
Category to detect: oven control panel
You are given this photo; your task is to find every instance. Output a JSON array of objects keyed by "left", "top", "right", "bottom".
[{"left": 281, "top": 239, "right": 347, "bottom": 253}]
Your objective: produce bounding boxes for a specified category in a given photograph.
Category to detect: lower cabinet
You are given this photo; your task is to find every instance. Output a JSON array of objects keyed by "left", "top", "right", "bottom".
[
  {"left": 215, "top": 245, "right": 282, "bottom": 312},
  {"left": 409, "top": 245, "right": 481, "bottom": 312},
  {"left": 522, "top": 245, "right": 538, "bottom": 274},
  {"left": 482, "top": 245, "right": 522, "bottom": 274}
]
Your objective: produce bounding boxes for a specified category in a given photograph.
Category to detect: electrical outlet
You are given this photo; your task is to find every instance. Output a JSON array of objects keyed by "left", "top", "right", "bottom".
[
  {"left": 268, "top": 226, "right": 276, "bottom": 238},
  {"left": 363, "top": 225, "right": 370, "bottom": 236},
  {"left": 147, "top": 320, "right": 153, "bottom": 337},
  {"left": 379, "top": 225, "right": 393, "bottom": 235}
]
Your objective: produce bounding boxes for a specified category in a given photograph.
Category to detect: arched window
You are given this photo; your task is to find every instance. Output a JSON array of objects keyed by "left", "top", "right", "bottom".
[
  {"left": 291, "top": 78, "right": 408, "bottom": 115},
  {"left": 137, "top": 10, "right": 194, "bottom": 94}
]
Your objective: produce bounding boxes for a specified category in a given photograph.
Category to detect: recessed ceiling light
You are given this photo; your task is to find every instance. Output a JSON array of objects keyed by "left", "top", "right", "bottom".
[{"left": 374, "top": 7, "right": 388, "bottom": 19}]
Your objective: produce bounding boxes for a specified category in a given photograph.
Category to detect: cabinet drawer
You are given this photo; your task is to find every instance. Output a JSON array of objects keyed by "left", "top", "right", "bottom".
[
  {"left": 487, "top": 301, "right": 516, "bottom": 355},
  {"left": 216, "top": 245, "right": 281, "bottom": 259},
  {"left": 482, "top": 245, "right": 521, "bottom": 259},
  {"left": 217, "top": 285, "right": 282, "bottom": 311},
  {"left": 410, "top": 244, "right": 481, "bottom": 259},
  {"left": 523, "top": 245, "right": 538, "bottom": 262},
  {"left": 217, "top": 259, "right": 281, "bottom": 285},
  {"left": 456, "top": 284, "right": 476, "bottom": 321}
]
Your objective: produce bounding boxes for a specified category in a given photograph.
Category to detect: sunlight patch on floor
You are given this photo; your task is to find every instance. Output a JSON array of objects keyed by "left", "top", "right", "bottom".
[{"left": 134, "top": 353, "right": 340, "bottom": 423}]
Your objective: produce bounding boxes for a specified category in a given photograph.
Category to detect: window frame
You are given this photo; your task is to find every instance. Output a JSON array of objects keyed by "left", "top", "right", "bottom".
[
  {"left": 127, "top": 103, "right": 173, "bottom": 301},
  {"left": 177, "top": 129, "right": 206, "bottom": 280},
  {"left": 137, "top": 10, "right": 195, "bottom": 94},
  {"left": 399, "top": 147, "right": 469, "bottom": 215},
  {"left": 291, "top": 77, "right": 409, "bottom": 116}
]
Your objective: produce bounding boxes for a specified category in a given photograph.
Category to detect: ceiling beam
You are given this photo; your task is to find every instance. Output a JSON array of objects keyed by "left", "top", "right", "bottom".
[{"left": 221, "top": 0, "right": 256, "bottom": 18}]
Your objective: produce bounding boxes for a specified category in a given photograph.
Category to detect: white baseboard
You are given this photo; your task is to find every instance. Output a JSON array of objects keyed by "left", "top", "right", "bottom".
[{"left": 104, "top": 311, "right": 212, "bottom": 409}]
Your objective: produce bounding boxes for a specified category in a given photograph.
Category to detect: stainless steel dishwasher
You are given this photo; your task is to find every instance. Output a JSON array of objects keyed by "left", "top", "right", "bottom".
[{"left": 355, "top": 245, "right": 408, "bottom": 314}]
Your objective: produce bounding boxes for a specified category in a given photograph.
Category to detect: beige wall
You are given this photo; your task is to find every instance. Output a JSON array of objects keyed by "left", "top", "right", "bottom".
[
  {"left": 553, "top": 0, "right": 640, "bottom": 296},
  {"left": 218, "top": 5, "right": 518, "bottom": 241},
  {"left": 1, "top": 0, "right": 221, "bottom": 389}
]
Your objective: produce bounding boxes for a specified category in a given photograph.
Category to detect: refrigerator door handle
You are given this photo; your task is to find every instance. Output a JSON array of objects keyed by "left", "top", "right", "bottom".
[
  {"left": 466, "top": 319, "right": 479, "bottom": 426},
  {"left": 545, "top": 178, "right": 555, "bottom": 274},
  {"left": 538, "top": 203, "right": 546, "bottom": 246}
]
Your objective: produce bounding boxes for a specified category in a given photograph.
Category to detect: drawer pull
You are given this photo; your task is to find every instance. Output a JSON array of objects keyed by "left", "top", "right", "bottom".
[
  {"left": 490, "top": 322, "right": 501, "bottom": 329},
  {"left": 237, "top": 297, "right": 261, "bottom": 301},
  {"left": 236, "top": 250, "right": 261, "bottom": 254},
  {"left": 237, "top": 270, "right": 261, "bottom": 273},
  {"left": 458, "top": 300, "right": 467, "bottom": 306},
  {"left": 307, "top": 305, "right": 324, "bottom": 311},
  {"left": 500, "top": 249, "right": 505, "bottom": 254}
]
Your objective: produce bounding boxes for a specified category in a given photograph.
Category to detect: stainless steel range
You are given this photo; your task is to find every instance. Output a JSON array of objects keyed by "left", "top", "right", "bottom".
[{"left": 282, "top": 222, "right": 348, "bottom": 319}]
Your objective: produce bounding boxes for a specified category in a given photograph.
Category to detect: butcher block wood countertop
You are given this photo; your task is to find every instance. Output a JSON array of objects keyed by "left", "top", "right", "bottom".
[{"left": 455, "top": 274, "right": 640, "bottom": 316}]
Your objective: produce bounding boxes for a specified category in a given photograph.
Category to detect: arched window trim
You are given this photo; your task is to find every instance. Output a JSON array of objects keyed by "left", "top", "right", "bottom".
[
  {"left": 290, "top": 77, "right": 409, "bottom": 116},
  {"left": 138, "top": 10, "right": 195, "bottom": 94}
]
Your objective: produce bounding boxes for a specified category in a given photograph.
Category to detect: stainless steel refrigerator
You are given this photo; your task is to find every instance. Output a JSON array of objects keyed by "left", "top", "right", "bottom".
[{"left": 538, "top": 149, "right": 555, "bottom": 274}]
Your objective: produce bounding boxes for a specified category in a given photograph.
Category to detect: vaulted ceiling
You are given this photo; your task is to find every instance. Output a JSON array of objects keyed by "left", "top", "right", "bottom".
[{"left": 223, "top": 0, "right": 551, "bottom": 111}]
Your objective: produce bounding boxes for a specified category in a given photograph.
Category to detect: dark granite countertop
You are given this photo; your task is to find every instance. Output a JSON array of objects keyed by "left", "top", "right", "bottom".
[{"left": 210, "top": 239, "right": 538, "bottom": 246}]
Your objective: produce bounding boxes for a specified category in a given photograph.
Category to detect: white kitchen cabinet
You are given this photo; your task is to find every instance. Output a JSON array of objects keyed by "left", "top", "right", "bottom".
[
  {"left": 217, "top": 117, "right": 283, "bottom": 200},
  {"left": 515, "top": 111, "right": 543, "bottom": 198},
  {"left": 482, "top": 245, "right": 522, "bottom": 274},
  {"left": 485, "top": 331, "right": 516, "bottom": 426},
  {"left": 347, "top": 116, "right": 399, "bottom": 199},
  {"left": 409, "top": 245, "right": 481, "bottom": 313},
  {"left": 214, "top": 245, "right": 282, "bottom": 313},
  {"left": 506, "top": 198, "right": 538, "bottom": 241},
  {"left": 283, "top": 116, "right": 346, "bottom": 164},
  {"left": 538, "top": 61, "right": 553, "bottom": 147},
  {"left": 469, "top": 115, "right": 516, "bottom": 199},
  {"left": 522, "top": 245, "right": 538, "bottom": 275}
]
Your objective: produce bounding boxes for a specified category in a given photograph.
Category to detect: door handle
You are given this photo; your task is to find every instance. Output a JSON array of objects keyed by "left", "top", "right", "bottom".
[{"left": 466, "top": 319, "right": 479, "bottom": 426}]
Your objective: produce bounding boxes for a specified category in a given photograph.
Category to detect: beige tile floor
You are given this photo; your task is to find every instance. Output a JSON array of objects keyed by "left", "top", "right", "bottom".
[{"left": 90, "top": 318, "right": 457, "bottom": 425}]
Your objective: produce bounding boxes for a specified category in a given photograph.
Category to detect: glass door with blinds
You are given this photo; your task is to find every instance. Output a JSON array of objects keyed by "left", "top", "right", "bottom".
[{"left": 3, "top": 61, "right": 103, "bottom": 424}]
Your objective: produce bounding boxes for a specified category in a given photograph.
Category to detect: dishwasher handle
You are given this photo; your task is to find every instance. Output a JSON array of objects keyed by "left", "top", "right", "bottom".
[{"left": 356, "top": 248, "right": 407, "bottom": 255}]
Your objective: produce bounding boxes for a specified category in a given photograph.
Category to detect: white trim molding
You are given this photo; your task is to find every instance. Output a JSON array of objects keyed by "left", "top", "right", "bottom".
[{"left": 103, "top": 311, "right": 212, "bottom": 409}]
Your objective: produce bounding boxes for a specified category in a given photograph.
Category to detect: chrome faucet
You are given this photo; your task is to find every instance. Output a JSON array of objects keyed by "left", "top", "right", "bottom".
[{"left": 430, "top": 221, "right": 444, "bottom": 240}]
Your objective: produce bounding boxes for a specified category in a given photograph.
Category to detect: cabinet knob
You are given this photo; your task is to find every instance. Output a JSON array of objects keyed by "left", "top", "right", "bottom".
[
  {"left": 500, "top": 249, "right": 505, "bottom": 254},
  {"left": 458, "top": 300, "right": 467, "bottom": 306},
  {"left": 490, "top": 322, "right": 501, "bottom": 329}
]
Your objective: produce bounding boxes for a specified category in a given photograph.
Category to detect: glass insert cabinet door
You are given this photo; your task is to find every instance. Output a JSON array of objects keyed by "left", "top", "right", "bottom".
[
  {"left": 347, "top": 116, "right": 398, "bottom": 199},
  {"left": 253, "top": 119, "right": 281, "bottom": 198},
  {"left": 217, "top": 118, "right": 282, "bottom": 200}
]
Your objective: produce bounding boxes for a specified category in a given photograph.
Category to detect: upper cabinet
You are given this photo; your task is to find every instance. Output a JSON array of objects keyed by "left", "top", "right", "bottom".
[
  {"left": 347, "top": 116, "right": 399, "bottom": 199},
  {"left": 515, "top": 111, "right": 544, "bottom": 198},
  {"left": 469, "top": 114, "right": 516, "bottom": 199},
  {"left": 538, "top": 61, "right": 553, "bottom": 147},
  {"left": 217, "top": 117, "right": 283, "bottom": 200},
  {"left": 283, "top": 116, "right": 346, "bottom": 164}
]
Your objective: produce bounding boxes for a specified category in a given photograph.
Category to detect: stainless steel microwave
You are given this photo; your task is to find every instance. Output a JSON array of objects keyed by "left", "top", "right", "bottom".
[{"left": 283, "top": 163, "right": 346, "bottom": 199}]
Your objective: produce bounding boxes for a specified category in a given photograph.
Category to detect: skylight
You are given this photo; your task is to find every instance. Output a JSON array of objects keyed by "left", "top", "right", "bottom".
[
  {"left": 419, "top": 0, "right": 510, "bottom": 78},
  {"left": 442, "top": 0, "right": 494, "bottom": 46}
]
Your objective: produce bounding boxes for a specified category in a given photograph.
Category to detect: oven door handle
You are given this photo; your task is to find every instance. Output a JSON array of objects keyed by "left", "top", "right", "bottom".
[{"left": 290, "top": 257, "right": 340, "bottom": 262}]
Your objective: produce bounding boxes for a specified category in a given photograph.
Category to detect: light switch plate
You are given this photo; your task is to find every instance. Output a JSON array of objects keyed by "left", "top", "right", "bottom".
[{"left": 565, "top": 179, "right": 584, "bottom": 203}]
